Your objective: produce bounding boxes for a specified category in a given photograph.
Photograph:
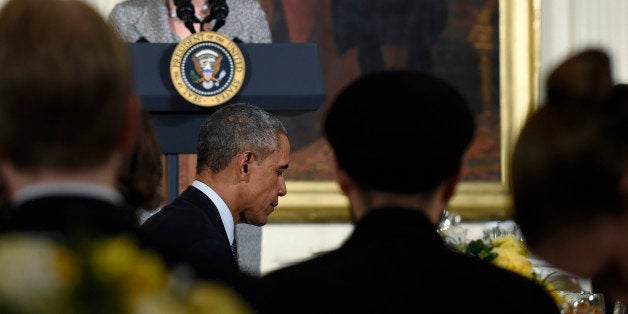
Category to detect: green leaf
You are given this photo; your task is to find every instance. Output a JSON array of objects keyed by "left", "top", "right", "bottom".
[
  {"left": 479, "top": 251, "right": 498, "bottom": 262},
  {"left": 466, "top": 239, "right": 490, "bottom": 256},
  {"left": 189, "top": 69, "right": 201, "bottom": 82}
]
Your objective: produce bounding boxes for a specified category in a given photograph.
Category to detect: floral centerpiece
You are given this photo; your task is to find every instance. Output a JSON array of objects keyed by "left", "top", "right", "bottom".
[
  {"left": 440, "top": 225, "right": 564, "bottom": 306},
  {"left": 0, "top": 233, "right": 252, "bottom": 314}
]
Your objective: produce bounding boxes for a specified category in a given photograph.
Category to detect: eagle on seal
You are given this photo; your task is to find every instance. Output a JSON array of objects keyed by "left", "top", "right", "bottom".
[{"left": 192, "top": 49, "right": 224, "bottom": 87}]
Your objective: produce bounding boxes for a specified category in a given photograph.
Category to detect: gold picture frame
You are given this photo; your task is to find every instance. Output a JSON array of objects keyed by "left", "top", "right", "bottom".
[{"left": 270, "top": 0, "right": 541, "bottom": 223}]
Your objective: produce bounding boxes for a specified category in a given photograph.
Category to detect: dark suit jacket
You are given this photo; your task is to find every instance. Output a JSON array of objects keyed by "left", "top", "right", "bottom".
[
  {"left": 258, "top": 208, "right": 561, "bottom": 314},
  {"left": 139, "top": 185, "right": 265, "bottom": 308},
  {"left": 140, "top": 185, "right": 238, "bottom": 275},
  {"left": 0, "top": 196, "right": 139, "bottom": 242},
  {"left": 0, "top": 191, "right": 264, "bottom": 310}
]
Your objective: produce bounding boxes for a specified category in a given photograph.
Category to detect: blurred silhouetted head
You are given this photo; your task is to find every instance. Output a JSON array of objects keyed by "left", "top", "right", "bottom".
[
  {"left": 0, "top": 0, "right": 135, "bottom": 172},
  {"left": 324, "top": 70, "right": 476, "bottom": 194},
  {"left": 512, "top": 48, "right": 628, "bottom": 247}
]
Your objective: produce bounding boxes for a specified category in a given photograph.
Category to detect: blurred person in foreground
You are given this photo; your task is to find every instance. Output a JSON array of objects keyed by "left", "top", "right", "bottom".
[
  {"left": 140, "top": 102, "right": 289, "bottom": 277},
  {"left": 0, "top": 1, "right": 258, "bottom": 312},
  {"left": 257, "top": 70, "right": 561, "bottom": 313},
  {"left": 511, "top": 49, "right": 628, "bottom": 307},
  {"left": 0, "top": 0, "right": 141, "bottom": 239}
]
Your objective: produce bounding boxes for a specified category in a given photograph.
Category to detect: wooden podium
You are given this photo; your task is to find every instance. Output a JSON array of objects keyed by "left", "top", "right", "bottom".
[{"left": 128, "top": 42, "right": 327, "bottom": 201}]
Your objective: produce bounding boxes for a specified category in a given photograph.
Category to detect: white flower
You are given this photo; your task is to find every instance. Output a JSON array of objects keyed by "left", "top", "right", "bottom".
[
  {"left": 0, "top": 233, "right": 76, "bottom": 313},
  {"left": 0, "top": 233, "right": 253, "bottom": 313}
]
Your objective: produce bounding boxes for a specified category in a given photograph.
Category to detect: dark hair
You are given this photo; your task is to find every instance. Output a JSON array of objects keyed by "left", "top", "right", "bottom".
[
  {"left": 324, "top": 70, "right": 475, "bottom": 193},
  {"left": 511, "top": 49, "right": 628, "bottom": 247},
  {"left": 0, "top": 0, "right": 132, "bottom": 172},
  {"left": 196, "top": 103, "right": 287, "bottom": 174},
  {"left": 118, "top": 109, "right": 164, "bottom": 213}
]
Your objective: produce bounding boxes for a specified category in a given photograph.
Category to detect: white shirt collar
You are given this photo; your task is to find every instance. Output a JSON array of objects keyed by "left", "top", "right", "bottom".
[
  {"left": 14, "top": 181, "right": 124, "bottom": 206},
  {"left": 192, "top": 180, "right": 235, "bottom": 245}
]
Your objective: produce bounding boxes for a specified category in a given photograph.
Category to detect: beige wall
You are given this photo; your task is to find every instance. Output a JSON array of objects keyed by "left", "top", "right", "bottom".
[{"left": 540, "top": 0, "right": 628, "bottom": 89}]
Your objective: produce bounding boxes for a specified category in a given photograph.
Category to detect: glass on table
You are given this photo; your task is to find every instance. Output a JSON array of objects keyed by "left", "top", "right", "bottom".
[
  {"left": 614, "top": 300, "right": 627, "bottom": 314},
  {"left": 558, "top": 291, "right": 605, "bottom": 314}
]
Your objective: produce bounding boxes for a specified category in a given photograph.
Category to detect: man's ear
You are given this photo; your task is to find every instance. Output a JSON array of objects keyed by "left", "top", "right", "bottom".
[
  {"left": 236, "top": 151, "right": 253, "bottom": 177},
  {"left": 117, "top": 94, "right": 141, "bottom": 153}
]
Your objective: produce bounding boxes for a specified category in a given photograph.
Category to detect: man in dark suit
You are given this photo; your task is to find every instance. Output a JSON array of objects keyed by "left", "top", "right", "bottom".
[
  {"left": 0, "top": 0, "right": 141, "bottom": 241},
  {"left": 257, "top": 71, "right": 561, "bottom": 313},
  {"left": 140, "top": 102, "right": 290, "bottom": 277}
]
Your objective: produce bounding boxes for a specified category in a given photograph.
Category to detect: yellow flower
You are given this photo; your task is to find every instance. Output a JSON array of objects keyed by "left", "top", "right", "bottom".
[
  {"left": 490, "top": 246, "right": 533, "bottom": 278},
  {"left": 443, "top": 229, "right": 562, "bottom": 308},
  {"left": 0, "top": 233, "right": 253, "bottom": 314},
  {"left": 90, "top": 236, "right": 169, "bottom": 311},
  {"left": 90, "top": 236, "right": 142, "bottom": 282},
  {"left": 488, "top": 235, "right": 563, "bottom": 308},
  {"left": 491, "top": 234, "right": 528, "bottom": 256},
  {"left": 188, "top": 281, "right": 253, "bottom": 314},
  {"left": 132, "top": 291, "right": 187, "bottom": 314},
  {"left": 127, "top": 250, "right": 168, "bottom": 290},
  {"left": 0, "top": 234, "right": 77, "bottom": 313},
  {"left": 54, "top": 245, "right": 80, "bottom": 287}
]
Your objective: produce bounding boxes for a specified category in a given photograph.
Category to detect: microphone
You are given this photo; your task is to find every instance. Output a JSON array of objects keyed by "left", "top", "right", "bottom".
[
  {"left": 174, "top": 0, "right": 199, "bottom": 34},
  {"left": 209, "top": 0, "right": 229, "bottom": 32}
]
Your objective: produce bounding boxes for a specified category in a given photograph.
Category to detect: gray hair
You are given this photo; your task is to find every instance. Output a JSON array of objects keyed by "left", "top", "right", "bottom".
[{"left": 196, "top": 103, "right": 288, "bottom": 174}]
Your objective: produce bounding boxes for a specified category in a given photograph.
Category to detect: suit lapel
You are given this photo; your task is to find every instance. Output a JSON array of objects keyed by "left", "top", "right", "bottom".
[{"left": 179, "top": 186, "right": 230, "bottom": 244}]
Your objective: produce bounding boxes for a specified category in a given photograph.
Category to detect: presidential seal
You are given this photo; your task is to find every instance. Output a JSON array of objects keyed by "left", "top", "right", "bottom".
[{"left": 170, "top": 31, "right": 245, "bottom": 107}]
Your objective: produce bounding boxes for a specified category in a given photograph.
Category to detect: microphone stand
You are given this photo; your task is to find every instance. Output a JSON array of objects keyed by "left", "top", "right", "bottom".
[
  {"left": 175, "top": 0, "right": 200, "bottom": 35},
  {"left": 177, "top": 0, "right": 229, "bottom": 35},
  {"left": 201, "top": 0, "right": 229, "bottom": 32},
  {"left": 183, "top": 18, "right": 199, "bottom": 35}
]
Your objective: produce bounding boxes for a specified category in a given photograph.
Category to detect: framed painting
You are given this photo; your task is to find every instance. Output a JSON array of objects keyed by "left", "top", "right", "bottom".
[
  {"left": 260, "top": 0, "right": 540, "bottom": 222},
  {"left": 178, "top": 0, "right": 540, "bottom": 222}
]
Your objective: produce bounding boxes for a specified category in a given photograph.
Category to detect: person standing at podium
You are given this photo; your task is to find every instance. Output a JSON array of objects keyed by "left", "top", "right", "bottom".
[{"left": 108, "top": 0, "right": 272, "bottom": 43}]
